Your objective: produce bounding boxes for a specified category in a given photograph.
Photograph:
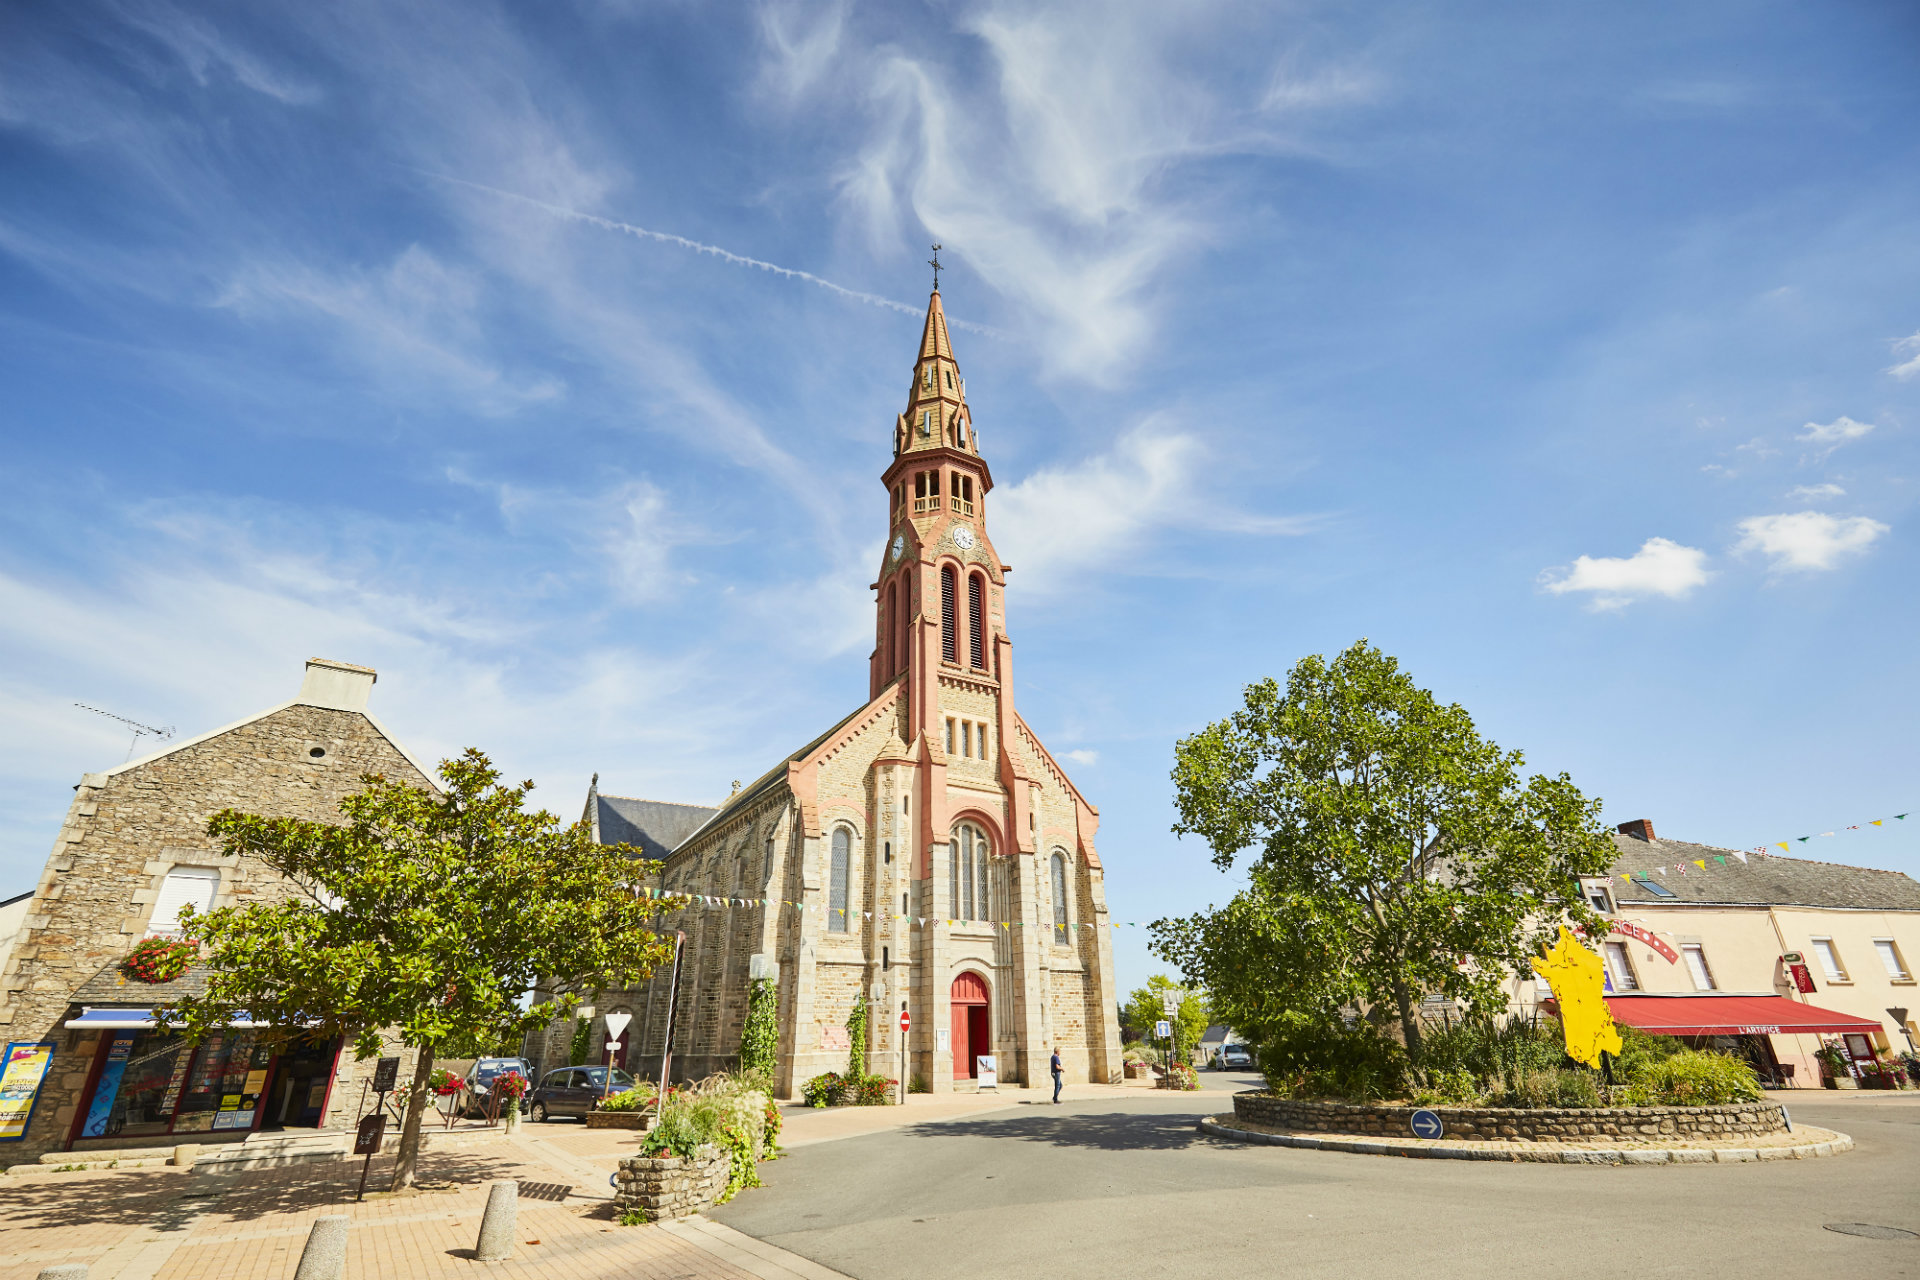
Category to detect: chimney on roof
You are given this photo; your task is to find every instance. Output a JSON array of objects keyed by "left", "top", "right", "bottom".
[
  {"left": 296, "top": 658, "right": 377, "bottom": 713},
  {"left": 1616, "top": 818, "right": 1656, "bottom": 842}
]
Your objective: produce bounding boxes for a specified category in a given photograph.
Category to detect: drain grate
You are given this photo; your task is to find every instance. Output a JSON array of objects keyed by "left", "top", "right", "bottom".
[
  {"left": 1825, "top": 1224, "right": 1918, "bottom": 1241},
  {"left": 517, "top": 1180, "right": 572, "bottom": 1202}
]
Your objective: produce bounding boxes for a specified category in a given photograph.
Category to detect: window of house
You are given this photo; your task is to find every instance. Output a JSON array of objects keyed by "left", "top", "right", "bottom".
[
  {"left": 150, "top": 866, "right": 220, "bottom": 939},
  {"left": 1812, "top": 937, "right": 1848, "bottom": 982},
  {"left": 829, "top": 828, "right": 851, "bottom": 933},
  {"left": 1581, "top": 879, "right": 1614, "bottom": 914},
  {"left": 1874, "top": 939, "right": 1910, "bottom": 981},
  {"left": 1682, "top": 945, "right": 1717, "bottom": 991},
  {"left": 1636, "top": 878, "right": 1677, "bottom": 899},
  {"left": 968, "top": 574, "right": 986, "bottom": 668},
  {"left": 1602, "top": 941, "right": 1639, "bottom": 991},
  {"left": 941, "top": 567, "right": 958, "bottom": 662},
  {"left": 1051, "top": 852, "right": 1069, "bottom": 945}
]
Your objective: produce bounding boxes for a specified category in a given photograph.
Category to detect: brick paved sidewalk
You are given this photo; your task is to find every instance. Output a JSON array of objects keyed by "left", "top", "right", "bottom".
[{"left": 0, "top": 1135, "right": 775, "bottom": 1280}]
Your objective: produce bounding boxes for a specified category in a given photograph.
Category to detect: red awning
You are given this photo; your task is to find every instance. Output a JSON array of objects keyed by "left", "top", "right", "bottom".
[{"left": 1544, "top": 994, "right": 1881, "bottom": 1037}]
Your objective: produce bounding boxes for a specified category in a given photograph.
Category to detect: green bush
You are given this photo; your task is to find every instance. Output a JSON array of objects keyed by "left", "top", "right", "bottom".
[
  {"left": 801, "top": 1070, "right": 894, "bottom": 1107},
  {"left": 740, "top": 978, "right": 779, "bottom": 1079},
  {"left": 1488, "top": 1066, "right": 1603, "bottom": 1109},
  {"left": 908, "top": 1073, "right": 931, "bottom": 1094},
  {"left": 569, "top": 1016, "right": 592, "bottom": 1067},
  {"left": 1621, "top": 1049, "right": 1762, "bottom": 1106},
  {"left": 639, "top": 1073, "right": 776, "bottom": 1201},
  {"left": 1261, "top": 1015, "right": 1407, "bottom": 1103}
]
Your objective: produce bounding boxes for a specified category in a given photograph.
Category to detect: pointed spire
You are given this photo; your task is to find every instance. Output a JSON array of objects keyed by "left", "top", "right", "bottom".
[{"left": 919, "top": 289, "right": 955, "bottom": 362}]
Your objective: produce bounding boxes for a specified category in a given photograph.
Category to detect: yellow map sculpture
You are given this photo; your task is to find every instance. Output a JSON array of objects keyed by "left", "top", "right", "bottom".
[{"left": 1532, "top": 925, "right": 1622, "bottom": 1068}]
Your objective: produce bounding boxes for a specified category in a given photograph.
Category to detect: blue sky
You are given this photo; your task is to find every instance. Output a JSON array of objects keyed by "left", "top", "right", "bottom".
[{"left": 2, "top": 1, "right": 1916, "bottom": 996}]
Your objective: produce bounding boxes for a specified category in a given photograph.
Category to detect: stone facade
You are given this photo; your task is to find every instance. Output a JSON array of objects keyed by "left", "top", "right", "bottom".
[
  {"left": 0, "top": 659, "right": 434, "bottom": 1165},
  {"left": 612, "top": 1146, "right": 731, "bottom": 1221},
  {"left": 555, "top": 291, "right": 1124, "bottom": 1099},
  {"left": 1231, "top": 1092, "right": 1789, "bottom": 1143}
]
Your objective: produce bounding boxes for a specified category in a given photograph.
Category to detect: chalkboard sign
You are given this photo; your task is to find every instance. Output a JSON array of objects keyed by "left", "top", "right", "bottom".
[
  {"left": 371, "top": 1057, "right": 400, "bottom": 1094},
  {"left": 354, "top": 1112, "right": 387, "bottom": 1155}
]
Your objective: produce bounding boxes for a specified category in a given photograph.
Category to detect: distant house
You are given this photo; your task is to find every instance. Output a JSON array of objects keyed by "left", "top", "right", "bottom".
[{"left": 1514, "top": 818, "right": 1920, "bottom": 1088}]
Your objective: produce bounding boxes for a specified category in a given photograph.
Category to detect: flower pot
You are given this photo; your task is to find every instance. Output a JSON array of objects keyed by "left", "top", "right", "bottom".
[
  {"left": 504, "top": 1107, "right": 521, "bottom": 1135},
  {"left": 1832, "top": 1075, "right": 1859, "bottom": 1090}
]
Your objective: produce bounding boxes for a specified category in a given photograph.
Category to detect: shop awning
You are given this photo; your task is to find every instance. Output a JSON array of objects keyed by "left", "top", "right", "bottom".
[
  {"left": 1549, "top": 994, "right": 1881, "bottom": 1037},
  {"left": 62, "top": 1007, "right": 269, "bottom": 1030}
]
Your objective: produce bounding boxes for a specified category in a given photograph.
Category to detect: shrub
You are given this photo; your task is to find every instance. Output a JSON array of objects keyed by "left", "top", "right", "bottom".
[
  {"left": 639, "top": 1073, "right": 776, "bottom": 1201},
  {"left": 570, "top": 1016, "right": 592, "bottom": 1066},
  {"left": 1164, "top": 1061, "right": 1201, "bottom": 1091},
  {"left": 1408, "top": 1067, "right": 1480, "bottom": 1107},
  {"left": 598, "top": 1083, "right": 659, "bottom": 1113},
  {"left": 740, "top": 978, "right": 779, "bottom": 1079},
  {"left": 1418, "top": 1013, "right": 1564, "bottom": 1094},
  {"left": 802, "top": 1072, "right": 843, "bottom": 1108},
  {"left": 908, "top": 1073, "right": 931, "bottom": 1094},
  {"left": 1489, "top": 1067, "right": 1603, "bottom": 1109},
  {"left": 1260, "top": 1014, "right": 1407, "bottom": 1102},
  {"left": 801, "top": 1070, "right": 893, "bottom": 1107},
  {"left": 1622, "top": 1050, "right": 1762, "bottom": 1106}
]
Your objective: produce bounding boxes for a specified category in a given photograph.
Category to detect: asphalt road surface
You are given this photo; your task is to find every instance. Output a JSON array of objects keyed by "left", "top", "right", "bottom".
[{"left": 712, "top": 1074, "right": 1920, "bottom": 1279}]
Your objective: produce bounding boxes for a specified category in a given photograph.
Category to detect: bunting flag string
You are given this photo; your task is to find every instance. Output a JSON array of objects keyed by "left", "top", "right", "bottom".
[
  {"left": 1616, "top": 808, "right": 1909, "bottom": 885},
  {"left": 631, "top": 887, "right": 1169, "bottom": 930}
]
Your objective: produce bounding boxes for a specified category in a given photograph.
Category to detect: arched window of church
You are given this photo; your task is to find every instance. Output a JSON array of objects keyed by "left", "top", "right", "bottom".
[
  {"left": 829, "top": 828, "right": 851, "bottom": 933},
  {"left": 884, "top": 581, "right": 898, "bottom": 677},
  {"left": 976, "top": 829, "right": 990, "bottom": 921},
  {"left": 940, "top": 566, "right": 958, "bottom": 663},
  {"left": 1052, "top": 851, "right": 1070, "bottom": 945},
  {"left": 968, "top": 573, "right": 986, "bottom": 668}
]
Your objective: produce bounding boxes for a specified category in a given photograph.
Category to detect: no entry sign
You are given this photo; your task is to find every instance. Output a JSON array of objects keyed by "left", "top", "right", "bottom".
[{"left": 900, "top": 1009, "right": 910, "bottom": 1033}]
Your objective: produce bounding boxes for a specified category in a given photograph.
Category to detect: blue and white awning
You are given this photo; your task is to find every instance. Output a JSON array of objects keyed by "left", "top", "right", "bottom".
[{"left": 62, "top": 1007, "right": 269, "bottom": 1029}]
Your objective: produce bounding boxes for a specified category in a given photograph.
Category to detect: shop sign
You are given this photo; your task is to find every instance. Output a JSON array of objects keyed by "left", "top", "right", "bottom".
[
  {"left": 0, "top": 1042, "right": 56, "bottom": 1142},
  {"left": 371, "top": 1056, "right": 400, "bottom": 1093},
  {"left": 1736, "top": 1026, "right": 1782, "bottom": 1035},
  {"left": 1781, "top": 953, "right": 1816, "bottom": 994},
  {"left": 975, "top": 1055, "right": 998, "bottom": 1089},
  {"left": 354, "top": 1112, "right": 387, "bottom": 1155}
]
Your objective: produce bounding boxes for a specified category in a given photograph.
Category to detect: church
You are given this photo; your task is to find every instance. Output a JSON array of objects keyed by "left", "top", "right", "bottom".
[{"left": 559, "top": 287, "right": 1124, "bottom": 1097}]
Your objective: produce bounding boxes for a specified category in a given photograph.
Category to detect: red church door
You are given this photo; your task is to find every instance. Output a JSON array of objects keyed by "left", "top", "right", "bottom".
[{"left": 950, "top": 972, "right": 989, "bottom": 1079}]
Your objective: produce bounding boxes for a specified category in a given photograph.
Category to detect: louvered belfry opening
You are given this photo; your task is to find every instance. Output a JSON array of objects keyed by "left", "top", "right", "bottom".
[
  {"left": 968, "top": 573, "right": 985, "bottom": 668},
  {"left": 941, "top": 565, "right": 958, "bottom": 663}
]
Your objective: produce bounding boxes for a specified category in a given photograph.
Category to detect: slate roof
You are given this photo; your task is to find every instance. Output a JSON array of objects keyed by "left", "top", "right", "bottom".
[
  {"left": 594, "top": 795, "right": 720, "bottom": 861},
  {"left": 71, "top": 961, "right": 210, "bottom": 1006},
  {"left": 1610, "top": 833, "right": 1920, "bottom": 911}
]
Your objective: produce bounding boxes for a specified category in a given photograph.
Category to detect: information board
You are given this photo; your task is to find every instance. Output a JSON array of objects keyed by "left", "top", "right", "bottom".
[{"left": 0, "top": 1042, "right": 56, "bottom": 1142}]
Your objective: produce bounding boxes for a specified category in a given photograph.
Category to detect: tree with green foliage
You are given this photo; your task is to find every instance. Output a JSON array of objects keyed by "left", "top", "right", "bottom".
[
  {"left": 1151, "top": 640, "right": 1615, "bottom": 1072},
  {"left": 171, "top": 749, "right": 681, "bottom": 1189},
  {"left": 739, "top": 977, "right": 779, "bottom": 1080},
  {"left": 1121, "top": 976, "right": 1209, "bottom": 1063},
  {"left": 569, "top": 1016, "right": 593, "bottom": 1066}
]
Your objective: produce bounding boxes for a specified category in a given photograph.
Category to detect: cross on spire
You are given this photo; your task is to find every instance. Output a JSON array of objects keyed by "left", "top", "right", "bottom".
[{"left": 928, "top": 244, "right": 942, "bottom": 291}]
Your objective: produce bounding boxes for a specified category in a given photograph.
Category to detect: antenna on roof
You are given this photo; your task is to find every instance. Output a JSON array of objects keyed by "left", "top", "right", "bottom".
[{"left": 75, "top": 703, "right": 174, "bottom": 762}]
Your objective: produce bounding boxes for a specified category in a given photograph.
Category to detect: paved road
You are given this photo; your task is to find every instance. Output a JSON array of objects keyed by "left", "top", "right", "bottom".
[{"left": 712, "top": 1077, "right": 1920, "bottom": 1279}]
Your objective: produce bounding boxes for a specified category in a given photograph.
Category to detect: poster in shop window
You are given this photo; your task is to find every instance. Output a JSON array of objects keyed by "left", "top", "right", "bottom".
[
  {"left": 0, "top": 1042, "right": 56, "bottom": 1142},
  {"left": 81, "top": 1033, "right": 137, "bottom": 1138}
]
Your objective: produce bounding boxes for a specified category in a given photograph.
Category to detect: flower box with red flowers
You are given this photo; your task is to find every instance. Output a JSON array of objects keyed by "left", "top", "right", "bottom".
[{"left": 120, "top": 937, "right": 197, "bottom": 985}]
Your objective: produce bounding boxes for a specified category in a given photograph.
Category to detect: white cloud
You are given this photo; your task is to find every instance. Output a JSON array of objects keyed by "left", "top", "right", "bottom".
[
  {"left": 757, "top": 0, "right": 848, "bottom": 101},
  {"left": 1889, "top": 331, "right": 1920, "bottom": 380},
  {"left": 1787, "top": 483, "right": 1845, "bottom": 500},
  {"left": 989, "top": 422, "right": 1310, "bottom": 596},
  {"left": 1798, "top": 416, "right": 1875, "bottom": 447},
  {"left": 115, "top": 1, "right": 320, "bottom": 105},
  {"left": 1063, "top": 748, "right": 1099, "bottom": 766},
  {"left": 1734, "top": 511, "right": 1889, "bottom": 572},
  {"left": 1540, "top": 537, "right": 1711, "bottom": 610}
]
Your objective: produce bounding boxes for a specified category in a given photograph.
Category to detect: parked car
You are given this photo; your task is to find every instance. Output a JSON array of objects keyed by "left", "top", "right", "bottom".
[
  {"left": 528, "top": 1065, "right": 637, "bottom": 1122},
  {"left": 462, "top": 1057, "right": 534, "bottom": 1118},
  {"left": 1214, "top": 1044, "right": 1254, "bottom": 1071}
]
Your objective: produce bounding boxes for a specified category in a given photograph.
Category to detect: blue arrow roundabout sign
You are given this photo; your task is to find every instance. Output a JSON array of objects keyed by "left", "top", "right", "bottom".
[{"left": 1409, "top": 1109, "right": 1444, "bottom": 1140}]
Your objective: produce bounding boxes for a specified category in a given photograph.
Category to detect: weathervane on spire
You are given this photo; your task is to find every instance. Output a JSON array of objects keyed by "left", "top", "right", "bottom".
[{"left": 929, "top": 244, "right": 942, "bottom": 291}]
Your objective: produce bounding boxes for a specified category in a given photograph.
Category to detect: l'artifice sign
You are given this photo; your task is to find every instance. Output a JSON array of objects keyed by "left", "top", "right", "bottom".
[{"left": 1605, "top": 921, "right": 1678, "bottom": 963}]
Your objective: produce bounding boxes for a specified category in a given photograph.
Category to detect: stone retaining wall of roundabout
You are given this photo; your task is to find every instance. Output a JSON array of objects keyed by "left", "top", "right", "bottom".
[
  {"left": 1213, "top": 1092, "right": 1851, "bottom": 1165},
  {"left": 1232, "top": 1092, "right": 1786, "bottom": 1143}
]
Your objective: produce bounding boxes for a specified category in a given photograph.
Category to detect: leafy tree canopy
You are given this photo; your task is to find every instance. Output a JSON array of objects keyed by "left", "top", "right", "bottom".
[
  {"left": 1121, "top": 975, "right": 1209, "bottom": 1059},
  {"left": 170, "top": 748, "right": 680, "bottom": 1187},
  {"left": 1151, "top": 641, "right": 1614, "bottom": 1067}
]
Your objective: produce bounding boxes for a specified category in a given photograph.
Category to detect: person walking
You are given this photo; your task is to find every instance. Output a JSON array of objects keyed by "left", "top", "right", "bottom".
[{"left": 1050, "top": 1046, "right": 1064, "bottom": 1104}]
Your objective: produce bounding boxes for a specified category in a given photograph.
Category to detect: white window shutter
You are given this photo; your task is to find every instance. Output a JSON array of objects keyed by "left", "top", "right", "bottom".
[{"left": 150, "top": 867, "right": 220, "bottom": 937}]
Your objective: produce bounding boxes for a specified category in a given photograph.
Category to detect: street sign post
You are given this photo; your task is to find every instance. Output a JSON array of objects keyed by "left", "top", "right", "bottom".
[
  {"left": 603, "top": 1011, "right": 633, "bottom": 1102},
  {"left": 371, "top": 1056, "right": 399, "bottom": 1094},
  {"left": 898, "top": 1006, "right": 911, "bottom": 1106},
  {"left": 356, "top": 1060, "right": 401, "bottom": 1200},
  {"left": 1409, "top": 1109, "right": 1444, "bottom": 1140}
]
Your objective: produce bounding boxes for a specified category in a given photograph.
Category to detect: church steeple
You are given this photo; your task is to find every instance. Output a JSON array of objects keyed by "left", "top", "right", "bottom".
[
  {"left": 894, "top": 289, "right": 979, "bottom": 460},
  {"left": 872, "top": 286, "right": 1002, "bottom": 707}
]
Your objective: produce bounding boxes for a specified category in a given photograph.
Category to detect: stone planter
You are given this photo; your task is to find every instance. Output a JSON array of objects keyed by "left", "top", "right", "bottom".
[
  {"left": 1124, "top": 1062, "right": 1151, "bottom": 1080},
  {"left": 1829, "top": 1075, "right": 1859, "bottom": 1090},
  {"left": 1232, "top": 1091, "right": 1790, "bottom": 1144},
  {"left": 585, "top": 1110, "right": 653, "bottom": 1131},
  {"left": 612, "top": 1145, "right": 729, "bottom": 1221}
]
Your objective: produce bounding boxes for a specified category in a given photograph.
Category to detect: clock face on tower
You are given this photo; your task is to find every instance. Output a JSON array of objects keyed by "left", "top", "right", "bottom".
[
  {"left": 951, "top": 525, "right": 975, "bottom": 550},
  {"left": 890, "top": 533, "right": 905, "bottom": 562}
]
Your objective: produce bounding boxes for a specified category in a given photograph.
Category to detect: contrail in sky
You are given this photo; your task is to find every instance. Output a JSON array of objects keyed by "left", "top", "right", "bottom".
[{"left": 431, "top": 174, "right": 995, "bottom": 335}]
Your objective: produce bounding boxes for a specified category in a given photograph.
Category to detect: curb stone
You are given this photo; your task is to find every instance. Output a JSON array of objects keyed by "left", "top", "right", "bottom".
[{"left": 1197, "top": 1116, "right": 1854, "bottom": 1165}]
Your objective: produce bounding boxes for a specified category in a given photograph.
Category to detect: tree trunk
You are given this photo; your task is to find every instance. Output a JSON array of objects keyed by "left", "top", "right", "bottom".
[
  {"left": 389, "top": 1046, "right": 436, "bottom": 1192},
  {"left": 1391, "top": 980, "right": 1423, "bottom": 1068}
]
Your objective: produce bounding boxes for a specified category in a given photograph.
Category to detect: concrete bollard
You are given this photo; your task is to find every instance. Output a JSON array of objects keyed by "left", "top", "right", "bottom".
[
  {"left": 291, "top": 1214, "right": 350, "bottom": 1280},
  {"left": 171, "top": 1144, "right": 199, "bottom": 1169},
  {"left": 37, "top": 1264, "right": 90, "bottom": 1280},
  {"left": 474, "top": 1180, "right": 517, "bottom": 1261}
]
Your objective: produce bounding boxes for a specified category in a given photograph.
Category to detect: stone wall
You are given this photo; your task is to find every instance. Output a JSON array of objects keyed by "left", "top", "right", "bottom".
[
  {"left": 1231, "top": 1092, "right": 1788, "bottom": 1143},
  {"left": 611, "top": 1146, "right": 731, "bottom": 1221}
]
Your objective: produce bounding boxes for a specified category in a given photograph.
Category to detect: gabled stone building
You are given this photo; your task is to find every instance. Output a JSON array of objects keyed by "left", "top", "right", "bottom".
[
  {"left": 557, "top": 290, "right": 1124, "bottom": 1098},
  {"left": 0, "top": 659, "right": 433, "bottom": 1165}
]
